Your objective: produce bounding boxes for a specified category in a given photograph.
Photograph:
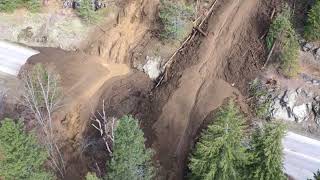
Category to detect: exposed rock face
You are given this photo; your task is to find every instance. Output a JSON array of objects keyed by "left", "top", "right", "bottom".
[
  {"left": 267, "top": 88, "right": 313, "bottom": 123},
  {"left": 303, "top": 42, "right": 314, "bottom": 52},
  {"left": 292, "top": 104, "right": 310, "bottom": 123},
  {"left": 312, "top": 101, "right": 320, "bottom": 126},
  {"left": 271, "top": 98, "right": 295, "bottom": 122},
  {"left": 316, "top": 48, "right": 320, "bottom": 61},
  {"left": 143, "top": 56, "right": 162, "bottom": 80}
]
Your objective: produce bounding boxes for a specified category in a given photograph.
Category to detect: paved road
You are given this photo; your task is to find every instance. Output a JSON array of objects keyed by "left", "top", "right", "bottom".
[
  {"left": 284, "top": 132, "right": 320, "bottom": 180},
  {"left": 0, "top": 41, "right": 39, "bottom": 76}
]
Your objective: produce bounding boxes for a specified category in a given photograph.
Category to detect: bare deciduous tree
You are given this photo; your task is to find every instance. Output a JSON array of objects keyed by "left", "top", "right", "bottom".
[
  {"left": 91, "top": 100, "right": 117, "bottom": 154},
  {"left": 21, "top": 64, "right": 65, "bottom": 177}
]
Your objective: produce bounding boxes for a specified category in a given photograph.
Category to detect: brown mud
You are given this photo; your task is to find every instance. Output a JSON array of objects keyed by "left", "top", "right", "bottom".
[{"left": 17, "top": 0, "right": 283, "bottom": 179}]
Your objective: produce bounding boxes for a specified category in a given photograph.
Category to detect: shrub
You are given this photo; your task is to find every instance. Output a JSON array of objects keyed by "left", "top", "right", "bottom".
[
  {"left": 159, "top": 0, "right": 194, "bottom": 41},
  {"left": 0, "top": 0, "right": 16, "bottom": 12},
  {"left": 26, "top": 0, "right": 41, "bottom": 13},
  {"left": 248, "top": 121, "right": 286, "bottom": 180},
  {"left": 188, "top": 101, "right": 248, "bottom": 180},
  {"left": 249, "top": 79, "right": 271, "bottom": 119},
  {"left": 0, "top": 118, "right": 53, "bottom": 180},
  {"left": 266, "top": 7, "right": 300, "bottom": 77},
  {"left": 304, "top": 0, "right": 320, "bottom": 41},
  {"left": 77, "top": 0, "right": 99, "bottom": 23},
  {"left": 0, "top": 0, "right": 40, "bottom": 13},
  {"left": 107, "top": 115, "right": 155, "bottom": 180},
  {"left": 86, "top": 172, "right": 100, "bottom": 180}
]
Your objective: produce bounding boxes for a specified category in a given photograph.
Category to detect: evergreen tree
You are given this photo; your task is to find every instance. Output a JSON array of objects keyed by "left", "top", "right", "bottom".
[
  {"left": 0, "top": 118, "right": 53, "bottom": 180},
  {"left": 107, "top": 115, "right": 155, "bottom": 180},
  {"left": 248, "top": 121, "right": 286, "bottom": 180},
  {"left": 266, "top": 6, "right": 299, "bottom": 77},
  {"left": 188, "top": 101, "right": 248, "bottom": 180},
  {"left": 304, "top": 0, "right": 320, "bottom": 41},
  {"left": 77, "top": 0, "right": 98, "bottom": 23}
]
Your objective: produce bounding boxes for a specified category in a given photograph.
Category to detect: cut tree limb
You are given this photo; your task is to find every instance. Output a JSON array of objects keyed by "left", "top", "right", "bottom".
[
  {"left": 263, "top": 41, "right": 276, "bottom": 69},
  {"left": 155, "top": 0, "right": 219, "bottom": 87}
]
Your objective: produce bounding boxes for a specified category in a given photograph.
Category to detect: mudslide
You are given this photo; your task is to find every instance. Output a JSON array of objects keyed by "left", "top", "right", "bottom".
[
  {"left": 148, "top": 0, "right": 260, "bottom": 179},
  {"left": 26, "top": 48, "right": 129, "bottom": 179},
  {"left": 20, "top": 0, "right": 267, "bottom": 179}
]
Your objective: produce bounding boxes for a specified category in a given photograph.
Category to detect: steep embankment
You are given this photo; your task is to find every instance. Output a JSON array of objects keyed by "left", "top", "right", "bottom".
[
  {"left": 85, "top": 0, "right": 158, "bottom": 64},
  {"left": 22, "top": 1, "right": 159, "bottom": 179},
  {"left": 22, "top": 0, "right": 268, "bottom": 179},
  {"left": 136, "top": 0, "right": 266, "bottom": 179}
]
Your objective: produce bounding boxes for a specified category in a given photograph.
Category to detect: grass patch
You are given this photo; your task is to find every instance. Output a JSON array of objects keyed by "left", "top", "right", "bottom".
[
  {"left": 304, "top": 0, "right": 320, "bottom": 41},
  {"left": 0, "top": 0, "right": 40, "bottom": 13},
  {"left": 266, "top": 7, "right": 300, "bottom": 77},
  {"left": 159, "top": 0, "right": 194, "bottom": 41}
]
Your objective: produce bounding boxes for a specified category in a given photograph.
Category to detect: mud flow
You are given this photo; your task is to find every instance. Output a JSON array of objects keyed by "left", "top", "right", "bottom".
[{"left": 3, "top": 0, "right": 278, "bottom": 179}]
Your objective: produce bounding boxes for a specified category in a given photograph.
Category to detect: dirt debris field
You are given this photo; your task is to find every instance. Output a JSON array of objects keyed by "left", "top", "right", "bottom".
[{"left": 1, "top": 0, "right": 320, "bottom": 179}]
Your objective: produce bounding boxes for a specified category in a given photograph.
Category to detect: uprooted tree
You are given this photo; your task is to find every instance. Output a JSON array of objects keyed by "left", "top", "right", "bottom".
[
  {"left": 0, "top": 118, "right": 54, "bottom": 180},
  {"left": 91, "top": 100, "right": 116, "bottom": 154},
  {"left": 266, "top": 6, "right": 300, "bottom": 77},
  {"left": 188, "top": 101, "right": 248, "bottom": 180},
  {"left": 21, "top": 64, "right": 65, "bottom": 177},
  {"left": 248, "top": 121, "right": 287, "bottom": 180}
]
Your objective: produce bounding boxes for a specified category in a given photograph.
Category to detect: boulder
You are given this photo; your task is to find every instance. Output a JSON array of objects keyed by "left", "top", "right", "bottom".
[
  {"left": 281, "top": 90, "right": 297, "bottom": 109},
  {"left": 296, "top": 88, "right": 302, "bottom": 95},
  {"left": 271, "top": 99, "right": 295, "bottom": 122},
  {"left": 303, "top": 43, "right": 313, "bottom": 52},
  {"left": 292, "top": 104, "right": 309, "bottom": 123},
  {"left": 312, "top": 79, "right": 320, "bottom": 86},
  {"left": 312, "top": 102, "right": 320, "bottom": 126},
  {"left": 143, "top": 56, "right": 162, "bottom": 80},
  {"left": 316, "top": 48, "right": 320, "bottom": 60}
]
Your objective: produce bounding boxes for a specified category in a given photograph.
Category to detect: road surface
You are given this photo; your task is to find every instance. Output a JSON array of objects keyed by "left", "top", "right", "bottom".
[
  {"left": 284, "top": 132, "right": 320, "bottom": 180},
  {"left": 0, "top": 40, "right": 39, "bottom": 76}
]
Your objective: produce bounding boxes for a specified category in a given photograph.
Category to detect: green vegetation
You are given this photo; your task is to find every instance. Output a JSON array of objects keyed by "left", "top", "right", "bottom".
[
  {"left": 107, "top": 115, "right": 155, "bottom": 180},
  {"left": 266, "top": 7, "right": 300, "bottom": 77},
  {"left": 189, "top": 100, "right": 287, "bottom": 180},
  {"left": 0, "top": 0, "right": 40, "bottom": 13},
  {"left": 248, "top": 121, "right": 286, "bottom": 180},
  {"left": 0, "top": 118, "right": 53, "bottom": 180},
  {"left": 77, "top": 0, "right": 99, "bottom": 23},
  {"left": 249, "top": 79, "right": 271, "bottom": 119},
  {"left": 304, "top": 0, "right": 320, "bottom": 41},
  {"left": 308, "top": 170, "right": 320, "bottom": 180},
  {"left": 188, "top": 101, "right": 248, "bottom": 180},
  {"left": 159, "top": 0, "right": 194, "bottom": 41},
  {"left": 86, "top": 172, "right": 100, "bottom": 180}
]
